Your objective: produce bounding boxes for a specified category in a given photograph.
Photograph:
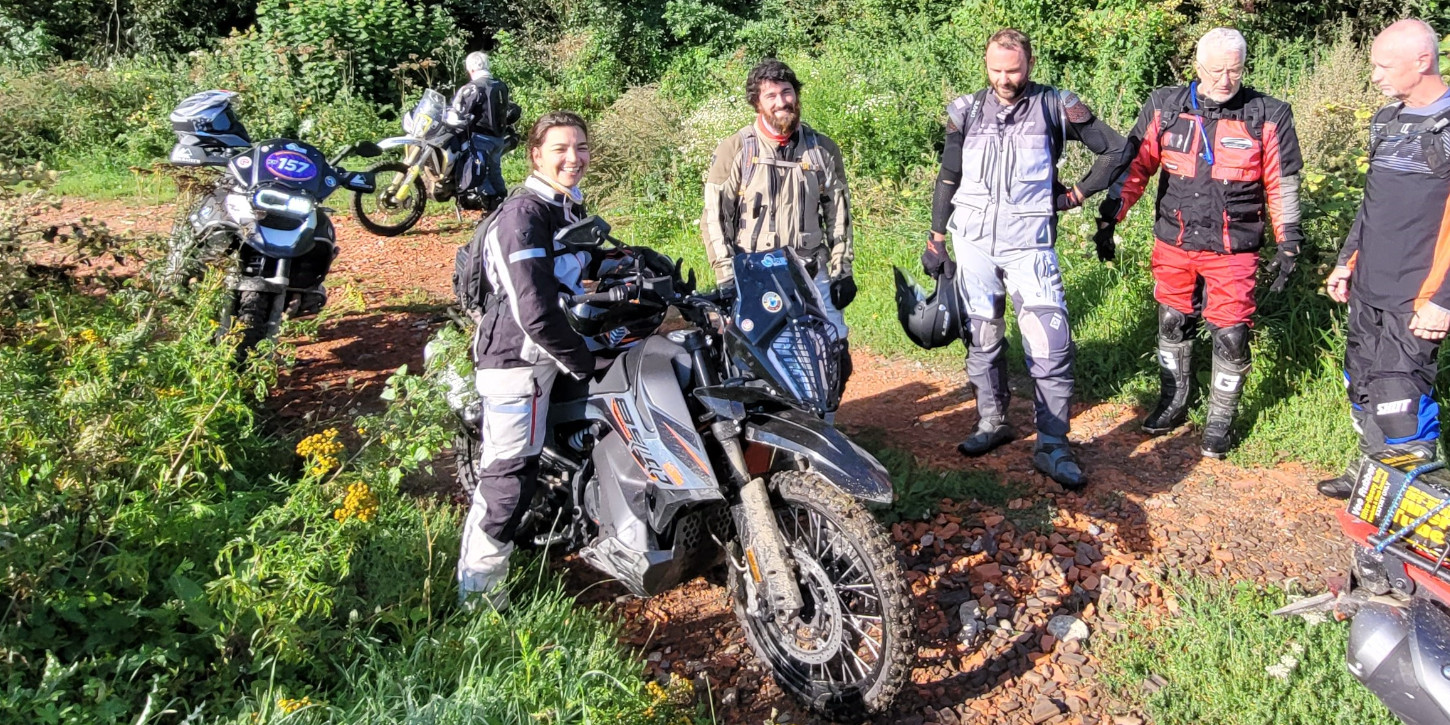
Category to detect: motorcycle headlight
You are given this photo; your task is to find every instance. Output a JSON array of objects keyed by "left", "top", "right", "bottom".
[
  {"left": 765, "top": 317, "right": 839, "bottom": 414},
  {"left": 253, "top": 188, "right": 315, "bottom": 218}
]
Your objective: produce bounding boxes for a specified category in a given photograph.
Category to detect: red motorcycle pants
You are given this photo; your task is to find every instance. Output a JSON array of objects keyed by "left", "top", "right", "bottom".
[{"left": 1151, "top": 240, "right": 1259, "bottom": 328}]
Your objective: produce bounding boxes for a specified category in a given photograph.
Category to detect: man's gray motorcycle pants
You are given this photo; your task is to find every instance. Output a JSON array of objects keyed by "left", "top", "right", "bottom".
[{"left": 952, "top": 240, "right": 1075, "bottom": 438}]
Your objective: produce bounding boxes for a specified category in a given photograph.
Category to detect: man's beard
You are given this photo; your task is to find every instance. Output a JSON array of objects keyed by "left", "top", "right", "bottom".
[
  {"left": 764, "top": 106, "right": 800, "bottom": 135},
  {"left": 1201, "top": 85, "right": 1240, "bottom": 103},
  {"left": 992, "top": 79, "right": 1024, "bottom": 101}
]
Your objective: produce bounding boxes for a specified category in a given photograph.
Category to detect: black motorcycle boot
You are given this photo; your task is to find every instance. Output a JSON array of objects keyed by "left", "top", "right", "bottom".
[
  {"left": 958, "top": 417, "right": 1015, "bottom": 457},
  {"left": 1317, "top": 458, "right": 1363, "bottom": 500},
  {"left": 1200, "top": 354, "right": 1249, "bottom": 459},
  {"left": 1033, "top": 433, "right": 1085, "bottom": 489},
  {"left": 1318, "top": 408, "right": 1371, "bottom": 499},
  {"left": 458, "top": 189, "right": 485, "bottom": 211},
  {"left": 1142, "top": 338, "right": 1194, "bottom": 435}
]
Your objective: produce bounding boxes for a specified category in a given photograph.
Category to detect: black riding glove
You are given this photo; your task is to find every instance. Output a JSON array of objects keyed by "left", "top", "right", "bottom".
[
  {"left": 1268, "top": 228, "right": 1302, "bottom": 294},
  {"left": 830, "top": 276, "right": 857, "bottom": 309},
  {"left": 1094, "top": 196, "right": 1122, "bottom": 263},
  {"left": 922, "top": 237, "right": 956, "bottom": 279}
]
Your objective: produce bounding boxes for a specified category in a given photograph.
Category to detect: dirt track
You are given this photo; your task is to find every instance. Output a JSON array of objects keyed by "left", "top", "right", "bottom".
[{"left": 58, "top": 197, "right": 1348, "bottom": 725}]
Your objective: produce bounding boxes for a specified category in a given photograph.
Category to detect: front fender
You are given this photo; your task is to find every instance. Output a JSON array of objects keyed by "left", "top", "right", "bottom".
[{"left": 744, "top": 407, "right": 894, "bottom": 504}]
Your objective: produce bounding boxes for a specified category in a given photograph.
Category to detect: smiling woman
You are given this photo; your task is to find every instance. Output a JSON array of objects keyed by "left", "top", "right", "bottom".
[
  {"left": 455, "top": 109, "right": 598, "bottom": 612},
  {"left": 528, "top": 110, "right": 592, "bottom": 188}
]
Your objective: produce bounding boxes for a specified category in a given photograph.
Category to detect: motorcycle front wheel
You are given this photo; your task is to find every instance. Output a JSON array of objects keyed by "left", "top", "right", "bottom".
[
  {"left": 729, "top": 470, "right": 914, "bottom": 721},
  {"left": 352, "top": 161, "right": 426, "bottom": 236},
  {"left": 221, "top": 290, "right": 278, "bottom": 362}
]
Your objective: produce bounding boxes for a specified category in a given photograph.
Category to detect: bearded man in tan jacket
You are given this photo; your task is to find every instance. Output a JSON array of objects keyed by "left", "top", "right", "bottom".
[{"left": 701, "top": 59, "right": 856, "bottom": 347}]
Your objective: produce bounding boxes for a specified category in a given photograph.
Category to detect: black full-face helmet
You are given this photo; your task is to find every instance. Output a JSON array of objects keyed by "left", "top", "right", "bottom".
[
  {"left": 170, "top": 90, "right": 252, "bottom": 149},
  {"left": 894, "top": 266, "right": 968, "bottom": 350}
]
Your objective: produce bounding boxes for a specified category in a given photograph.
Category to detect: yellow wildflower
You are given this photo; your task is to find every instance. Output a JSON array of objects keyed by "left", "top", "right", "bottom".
[
  {"left": 297, "top": 428, "right": 345, "bottom": 476},
  {"left": 333, "top": 482, "right": 379, "bottom": 522},
  {"left": 277, "top": 696, "right": 315, "bottom": 714},
  {"left": 77, "top": 329, "right": 100, "bottom": 344}
]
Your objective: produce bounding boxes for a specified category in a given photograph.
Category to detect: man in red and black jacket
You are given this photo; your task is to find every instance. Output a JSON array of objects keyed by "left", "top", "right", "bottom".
[{"left": 1096, "top": 27, "right": 1303, "bottom": 458}]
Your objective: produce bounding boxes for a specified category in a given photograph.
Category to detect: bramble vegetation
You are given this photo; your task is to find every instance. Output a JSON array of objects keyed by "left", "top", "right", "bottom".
[{"left": 0, "top": 169, "right": 666, "bottom": 723}]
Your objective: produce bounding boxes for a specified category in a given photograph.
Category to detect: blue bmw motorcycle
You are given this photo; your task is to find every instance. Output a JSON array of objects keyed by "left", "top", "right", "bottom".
[{"left": 166, "top": 91, "right": 381, "bottom": 357}]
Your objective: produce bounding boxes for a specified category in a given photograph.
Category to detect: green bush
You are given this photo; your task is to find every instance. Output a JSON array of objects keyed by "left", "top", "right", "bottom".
[
  {"left": 0, "top": 59, "right": 187, "bottom": 163},
  {"left": 493, "top": 27, "right": 630, "bottom": 119},
  {"left": 247, "top": 0, "right": 456, "bottom": 105},
  {"left": 0, "top": 0, "right": 252, "bottom": 60}
]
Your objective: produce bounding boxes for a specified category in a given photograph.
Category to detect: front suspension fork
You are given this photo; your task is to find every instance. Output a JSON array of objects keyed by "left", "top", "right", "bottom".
[
  {"left": 715, "top": 419, "right": 804, "bottom": 624},
  {"left": 391, "top": 147, "right": 423, "bottom": 203}
]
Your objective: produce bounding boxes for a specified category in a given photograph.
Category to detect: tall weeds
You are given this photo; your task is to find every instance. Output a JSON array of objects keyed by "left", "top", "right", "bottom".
[{"left": 0, "top": 169, "right": 661, "bottom": 723}]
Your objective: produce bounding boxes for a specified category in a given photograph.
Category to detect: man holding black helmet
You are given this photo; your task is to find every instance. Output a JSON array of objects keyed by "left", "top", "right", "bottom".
[
  {"left": 923, "top": 28, "right": 1130, "bottom": 489},
  {"left": 1096, "top": 28, "right": 1303, "bottom": 459}
]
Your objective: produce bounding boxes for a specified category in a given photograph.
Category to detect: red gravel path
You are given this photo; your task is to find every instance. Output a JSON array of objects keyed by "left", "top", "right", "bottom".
[{"left": 45, "top": 196, "right": 1348, "bottom": 725}]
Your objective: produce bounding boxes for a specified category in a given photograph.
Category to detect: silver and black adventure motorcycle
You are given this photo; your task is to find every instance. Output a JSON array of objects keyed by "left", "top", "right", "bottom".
[
  {"left": 164, "top": 90, "right": 381, "bottom": 357},
  {"left": 351, "top": 89, "right": 517, "bottom": 236},
  {"left": 1276, "top": 454, "right": 1450, "bottom": 725},
  {"left": 429, "top": 218, "right": 913, "bottom": 720}
]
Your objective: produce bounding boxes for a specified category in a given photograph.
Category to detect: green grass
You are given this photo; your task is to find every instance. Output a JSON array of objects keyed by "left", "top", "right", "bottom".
[
  {"left": 851, "top": 428, "right": 1013, "bottom": 523},
  {"left": 1094, "top": 577, "right": 1396, "bottom": 725},
  {"left": 226, "top": 557, "right": 666, "bottom": 724},
  {"left": 50, "top": 152, "right": 180, "bottom": 203}
]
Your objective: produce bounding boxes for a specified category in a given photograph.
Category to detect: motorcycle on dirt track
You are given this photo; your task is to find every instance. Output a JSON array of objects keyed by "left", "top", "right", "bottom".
[
  {"left": 428, "top": 218, "right": 914, "bottom": 720},
  {"left": 351, "top": 89, "right": 518, "bottom": 236},
  {"left": 1276, "top": 454, "right": 1450, "bottom": 725},
  {"left": 164, "top": 90, "right": 381, "bottom": 358}
]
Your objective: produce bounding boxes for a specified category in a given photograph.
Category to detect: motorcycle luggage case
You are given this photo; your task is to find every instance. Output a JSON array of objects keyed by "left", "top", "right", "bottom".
[{"left": 1348, "top": 453, "right": 1450, "bottom": 560}]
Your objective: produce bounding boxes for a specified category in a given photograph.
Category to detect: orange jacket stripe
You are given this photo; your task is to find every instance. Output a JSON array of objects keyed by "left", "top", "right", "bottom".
[{"left": 1414, "top": 190, "right": 1450, "bottom": 310}]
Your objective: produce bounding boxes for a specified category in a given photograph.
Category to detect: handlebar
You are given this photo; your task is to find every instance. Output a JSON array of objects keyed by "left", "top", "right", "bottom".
[
  {"left": 567, "top": 284, "right": 636, "bottom": 306},
  {"left": 695, "top": 287, "right": 735, "bottom": 305}
]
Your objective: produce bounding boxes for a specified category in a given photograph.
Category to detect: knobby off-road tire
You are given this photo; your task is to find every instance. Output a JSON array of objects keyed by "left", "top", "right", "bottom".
[
  {"left": 455, "top": 429, "right": 481, "bottom": 500},
  {"left": 161, "top": 219, "right": 199, "bottom": 294},
  {"left": 729, "top": 470, "right": 914, "bottom": 722},
  {"left": 352, "top": 161, "right": 426, "bottom": 237},
  {"left": 224, "top": 290, "right": 277, "bottom": 361}
]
